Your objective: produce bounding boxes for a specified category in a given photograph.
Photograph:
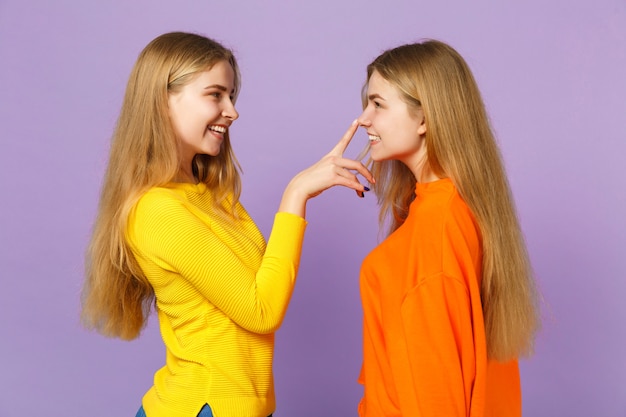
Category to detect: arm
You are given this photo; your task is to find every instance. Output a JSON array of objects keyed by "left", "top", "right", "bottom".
[
  {"left": 130, "top": 192, "right": 305, "bottom": 334},
  {"left": 360, "top": 270, "right": 400, "bottom": 416},
  {"left": 400, "top": 275, "right": 476, "bottom": 416},
  {"left": 398, "top": 203, "right": 483, "bottom": 416}
]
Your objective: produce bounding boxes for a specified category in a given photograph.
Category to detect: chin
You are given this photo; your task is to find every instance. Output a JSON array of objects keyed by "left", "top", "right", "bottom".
[{"left": 204, "top": 148, "right": 222, "bottom": 157}]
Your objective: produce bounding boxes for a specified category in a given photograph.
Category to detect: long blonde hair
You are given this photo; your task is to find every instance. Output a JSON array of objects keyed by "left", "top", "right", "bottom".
[
  {"left": 366, "top": 40, "right": 540, "bottom": 361},
  {"left": 81, "top": 32, "right": 242, "bottom": 340}
]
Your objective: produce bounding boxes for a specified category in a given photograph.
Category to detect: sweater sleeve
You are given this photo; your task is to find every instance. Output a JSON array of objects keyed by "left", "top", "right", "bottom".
[
  {"left": 128, "top": 190, "right": 307, "bottom": 334},
  {"left": 397, "top": 199, "right": 481, "bottom": 417},
  {"left": 359, "top": 270, "right": 400, "bottom": 416},
  {"left": 399, "top": 274, "right": 476, "bottom": 416}
]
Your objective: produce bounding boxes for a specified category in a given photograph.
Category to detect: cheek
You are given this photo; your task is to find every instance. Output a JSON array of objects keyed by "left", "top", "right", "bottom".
[
  {"left": 167, "top": 112, "right": 182, "bottom": 137},
  {"left": 169, "top": 110, "right": 199, "bottom": 141}
]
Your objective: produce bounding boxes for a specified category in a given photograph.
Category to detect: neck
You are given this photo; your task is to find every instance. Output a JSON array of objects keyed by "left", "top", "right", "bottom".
[
  {"left": 407, "top": 154, "right": 440, "bottom": 184},
  {"left": 416, "top": 166, "right": 441, "bottom": 183},
  {"left": 176, "top": 166, "right": 198, "bottom": 184}
]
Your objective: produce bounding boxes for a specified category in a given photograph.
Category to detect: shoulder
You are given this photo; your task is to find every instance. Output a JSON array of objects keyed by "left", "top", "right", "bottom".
[
  {"left": 414, "top": 179, "right": 481, "bottom": 273},
  {"left": 138, "top": 185, "right": 186, "bottom": 205},
  {"left": 132, "top": 187, "right": 185, "bottom": 218},
  {"left": 127, "top": 187, "right": 205, "bottom": 252},
  {"left": 412, "top": 179, "right": 476, "bottom": 234},
  {"left": 439, "top": 188, "right": 482, "bottom": 280},
  {"left": 445, "top": 190, "right": 477, "bottom": 230},
  {"left": 129, "top": 186, "right": 197, "bottom": 231},
  {"left": 444, "top": 189, "right": 479, "bottom": 241}
]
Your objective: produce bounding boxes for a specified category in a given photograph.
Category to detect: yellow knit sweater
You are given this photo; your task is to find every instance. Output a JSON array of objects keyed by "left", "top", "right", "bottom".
[{"left": 126, "top": 182, "right": 307, "bottom": 417}]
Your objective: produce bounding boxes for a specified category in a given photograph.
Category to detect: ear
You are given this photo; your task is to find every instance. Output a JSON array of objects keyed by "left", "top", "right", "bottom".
[
  {"left": 166, "top": 94, "right": 173, "bottom": 116},
  {"left": 417, "top": 115, "right": 427, "bottom": 136}
]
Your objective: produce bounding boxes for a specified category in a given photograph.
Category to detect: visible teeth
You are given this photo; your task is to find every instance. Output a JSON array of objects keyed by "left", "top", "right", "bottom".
[
  {"left": 368, "top": 135, "right": 381, "bottom": 142},
  {"left": 208, "top": 125, "right": 226, "bottom": 133}
]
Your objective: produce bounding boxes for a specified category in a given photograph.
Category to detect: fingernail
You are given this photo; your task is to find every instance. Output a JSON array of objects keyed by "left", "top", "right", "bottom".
[
  {"left": 364, "top": 186, "right": 370, "bottom": 192},
  {"left": 352, "top": 119, "right": 358, "bottom": 126},
  {"left": 357, "top": 191, "right": 364, "bottom": 198}
]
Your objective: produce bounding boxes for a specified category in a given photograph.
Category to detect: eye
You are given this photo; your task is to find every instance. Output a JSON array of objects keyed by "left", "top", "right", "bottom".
[
  {"left": 373, "top": 100, "right": 381, "bottom": 108},
  {"left": 210, "top": 92, "right": 222, "bottom": 99}
]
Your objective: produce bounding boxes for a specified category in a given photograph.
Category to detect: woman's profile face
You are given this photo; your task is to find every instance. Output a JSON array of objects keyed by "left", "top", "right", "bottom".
[
  {"left": 358, "top": 71, "right": 427, "bottom": 169},
  {"left": 168, "top": 60, "right": 239, "bottom": 167}
]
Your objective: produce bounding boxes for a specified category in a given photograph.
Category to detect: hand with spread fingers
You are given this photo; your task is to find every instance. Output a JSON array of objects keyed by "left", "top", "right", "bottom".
[{"left": 279, "top": 120, "right": 374, "bottom": 217}]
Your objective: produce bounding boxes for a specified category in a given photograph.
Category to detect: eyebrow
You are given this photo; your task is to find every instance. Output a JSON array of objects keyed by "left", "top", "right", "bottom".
[
  {"left": 204, "top": 84, "right": 235, "bottom": 94},
  {"left": 368, "top": 93, "right": 385, "bottom": 101}
]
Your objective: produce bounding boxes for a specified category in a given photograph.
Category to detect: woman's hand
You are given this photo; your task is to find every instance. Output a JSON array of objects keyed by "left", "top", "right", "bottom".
[{"left": 278, "top": 120, "right": 374, "bottom": 218}]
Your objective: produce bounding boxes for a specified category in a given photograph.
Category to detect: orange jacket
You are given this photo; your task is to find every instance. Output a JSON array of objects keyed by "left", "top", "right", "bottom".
[{"left": 359, "top": 179, "right": 520, "bottom": 417}]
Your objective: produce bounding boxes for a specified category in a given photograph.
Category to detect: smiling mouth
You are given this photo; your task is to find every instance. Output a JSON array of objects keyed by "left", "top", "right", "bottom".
[
  {"left": 208, "top": 125, "right": 227, "bottom": 134},
  {"left": 368, "top": 134, "right": 381, "bottom": 143}
]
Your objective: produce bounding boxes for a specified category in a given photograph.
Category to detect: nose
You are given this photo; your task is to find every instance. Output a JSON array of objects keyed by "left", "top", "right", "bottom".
[
  {"left": 223, "top": 99, "right": 239, "bottom": 121},
  {"left": 357, "top": 110, "right": 371, "bottom": 128}
]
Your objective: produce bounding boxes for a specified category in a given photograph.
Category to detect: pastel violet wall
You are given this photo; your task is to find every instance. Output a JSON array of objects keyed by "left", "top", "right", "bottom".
[{"left": 1, "top": 1, "right": 625, "bottom": 416}]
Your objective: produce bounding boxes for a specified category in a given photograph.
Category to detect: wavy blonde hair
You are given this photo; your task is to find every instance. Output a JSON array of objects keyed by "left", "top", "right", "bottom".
[
  {"left": 364, "top": 40, "right": 540, "bottom": 361},
  {"left": 81, "top": 32, "right": 242, "bottom": 340}
]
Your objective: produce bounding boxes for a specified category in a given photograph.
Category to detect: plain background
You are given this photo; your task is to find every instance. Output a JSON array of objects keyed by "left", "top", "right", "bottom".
[{"left": 1, "top": 1, "right": 625, "bottom": 416}]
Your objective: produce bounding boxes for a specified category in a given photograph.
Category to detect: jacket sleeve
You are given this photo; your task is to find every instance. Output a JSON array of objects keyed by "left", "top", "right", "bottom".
[
  {"left": 359, "top": 269, "right": 401, "bottom": 416},
  {"left": 399, "top": 273, "right": 476, "bottom": 416},
  {"left": 128, "top": 190, "right": 306, "bottom": 334}
]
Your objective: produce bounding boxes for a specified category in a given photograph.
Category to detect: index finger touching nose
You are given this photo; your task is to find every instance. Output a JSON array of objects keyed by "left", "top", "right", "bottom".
[{"left": 329, "top": 119, "right": 360, "bottom": 155}]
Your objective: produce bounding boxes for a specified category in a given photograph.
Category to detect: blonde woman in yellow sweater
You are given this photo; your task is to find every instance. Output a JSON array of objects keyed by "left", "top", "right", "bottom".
[{"left": 81, "top": 32, "right": 373, "bottom": 417}]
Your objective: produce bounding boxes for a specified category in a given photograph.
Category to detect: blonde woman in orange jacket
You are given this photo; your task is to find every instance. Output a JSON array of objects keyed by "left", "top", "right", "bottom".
[{"left": 354, "top": 40, "right": 540, "bottom": 417}]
